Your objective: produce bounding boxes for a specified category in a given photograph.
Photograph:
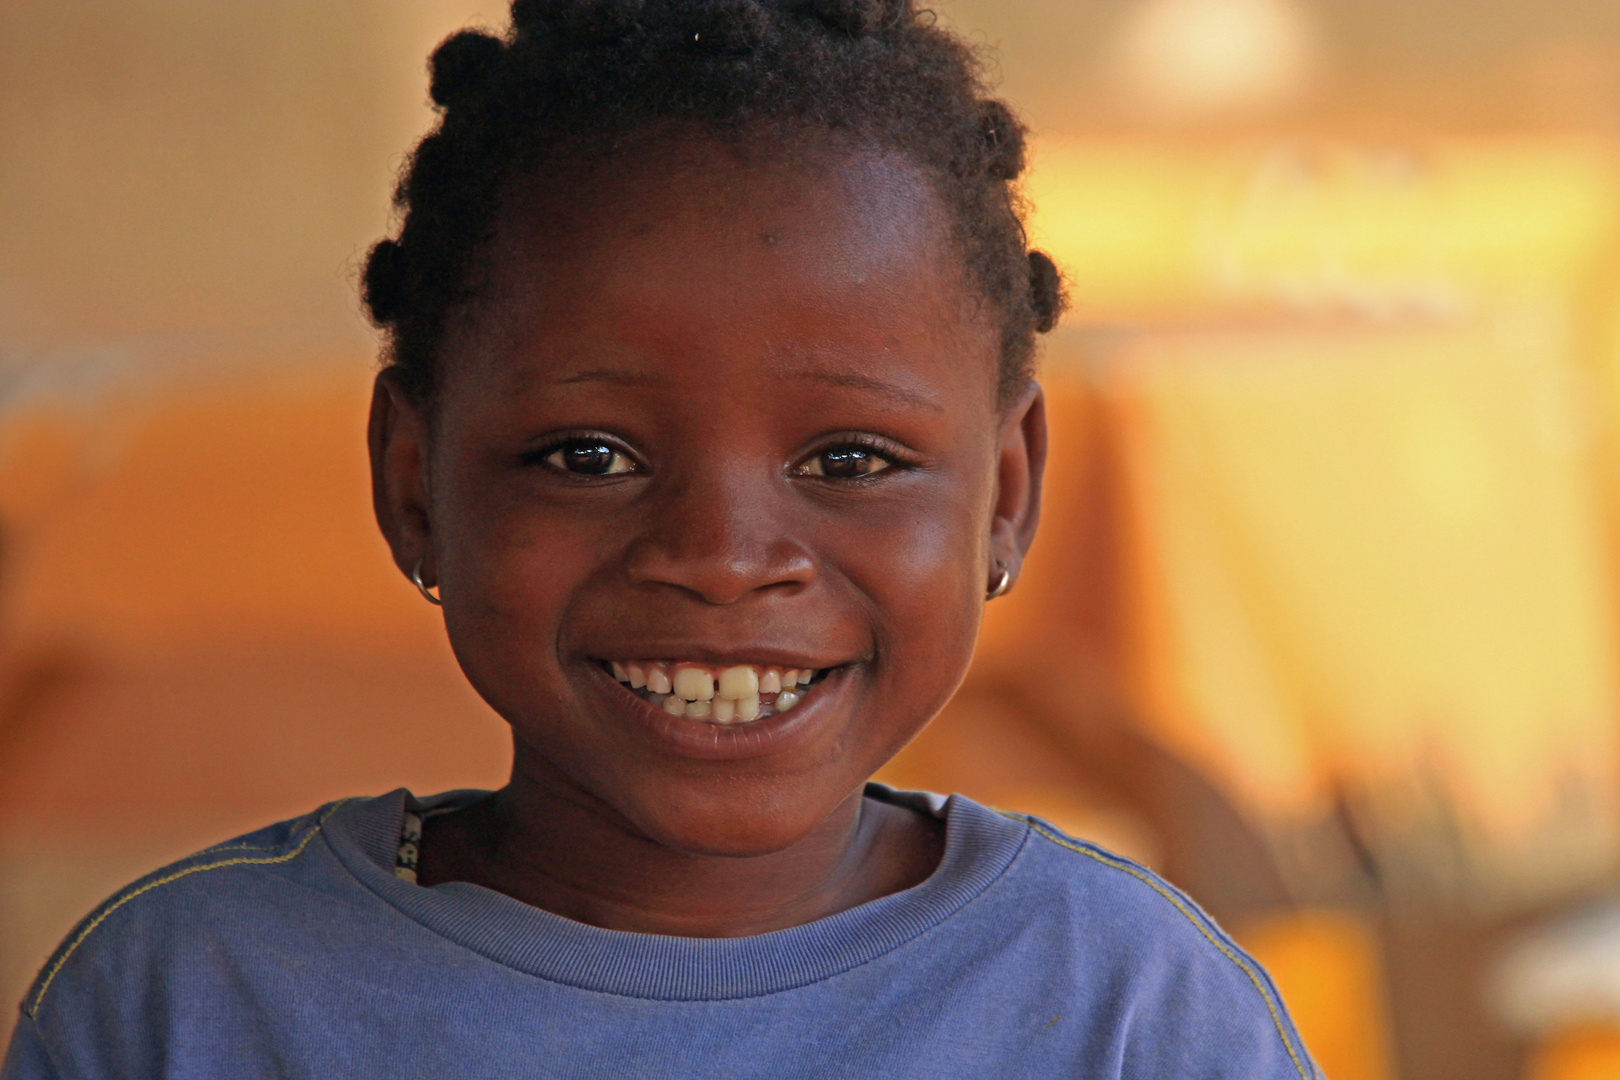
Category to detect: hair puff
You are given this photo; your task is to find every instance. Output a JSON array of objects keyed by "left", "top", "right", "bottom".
[
  {"left": 684, "top": 0, "right": 770, "bottom": 54},
  {"left": 513, "top": 0, "right": 647, "bottom": 44},
  {"left": 362, "top": 239, "right": 405, "bottom": 326},
  {"left": 790, "top": 0, "right": 906, "bottom": 38},
  {"left": 429, "top": 30, "right": 508, "bottom": 111},
  {"left": 977, "top": 100, "right": 1025, "bottom": 181},
  {"left": 1028, "top": 250, "right": 1067, "bottom": 334}
]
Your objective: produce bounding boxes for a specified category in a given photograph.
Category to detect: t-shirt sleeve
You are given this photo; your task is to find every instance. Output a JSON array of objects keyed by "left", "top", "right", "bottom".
[
  {"left": 1018, "top": 819, "right": 1321, "bottom": 1079},
  {"left": 1, "top": 1016, "right": 61, "bottom": 1080},
  {"left": 1118, "top": 945, "right": 1321, "bottom": 1080}
]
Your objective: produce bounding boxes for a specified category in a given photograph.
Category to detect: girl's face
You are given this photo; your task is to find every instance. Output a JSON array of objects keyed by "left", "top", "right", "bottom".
[{"left": 372, "top": 133, "right": 1044, "bottom": 858}]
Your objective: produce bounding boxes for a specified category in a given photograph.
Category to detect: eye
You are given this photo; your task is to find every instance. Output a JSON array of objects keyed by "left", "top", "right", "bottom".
[
  {"left": 796, "top": 444, "right": 896, "bottom": 480},
  {"left": 540, "top": 438, "right": 636, "bottom": 477}
]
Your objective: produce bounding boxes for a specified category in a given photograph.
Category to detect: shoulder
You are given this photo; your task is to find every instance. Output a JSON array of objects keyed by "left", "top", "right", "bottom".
[
  {"left": 1012, "top": 811, "right": 1245, "bottom": 954},
  {"left": 993, "top": 809, "right": 1319, "bottom": 1079},
  {"left": 21, "top": 796, "right": 367, "bottom": 1023}
]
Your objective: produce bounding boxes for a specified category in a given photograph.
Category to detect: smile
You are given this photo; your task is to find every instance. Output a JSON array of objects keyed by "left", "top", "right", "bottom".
[{"left": 603, "top": 661, "right": 830, "bottom": 725}]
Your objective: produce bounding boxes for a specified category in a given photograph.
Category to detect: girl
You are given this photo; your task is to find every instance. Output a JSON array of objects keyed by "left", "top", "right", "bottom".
[{"left": 5, "top": 1, "right": 1317, "bottom": 1076}]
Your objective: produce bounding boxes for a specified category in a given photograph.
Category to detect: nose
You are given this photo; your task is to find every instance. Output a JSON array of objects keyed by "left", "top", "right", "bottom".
[{"left": 623, "top": 459, "right": 815, "bottom": 604}]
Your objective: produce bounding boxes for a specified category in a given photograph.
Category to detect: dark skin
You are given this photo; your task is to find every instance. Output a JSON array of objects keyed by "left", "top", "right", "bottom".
[{"left": 369, "top": 130, "right": 1046, "bottom": 938}]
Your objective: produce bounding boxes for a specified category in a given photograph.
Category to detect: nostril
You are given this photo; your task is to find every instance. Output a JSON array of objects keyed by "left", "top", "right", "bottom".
[{"left": 624, "top": 540, "right": 815, "bottom": 604}]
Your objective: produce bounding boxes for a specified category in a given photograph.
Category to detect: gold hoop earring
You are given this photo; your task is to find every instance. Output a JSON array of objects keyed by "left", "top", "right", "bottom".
[
  {"left": 987, "top": 561, "right": 1012, "bottom": 600},
  {"left": 411, "top": 558, "right": 442, "bottom": 606}
]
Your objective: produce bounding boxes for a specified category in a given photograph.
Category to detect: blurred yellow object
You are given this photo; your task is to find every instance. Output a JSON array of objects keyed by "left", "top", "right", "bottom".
[
  {"left": 1025, "top": 135, "right": 1620, "bottom": 323},
  {"left": 1526, "top": 1027, "right": 1620, "bottom": 1080},
  {"left": 1020, "top": 148, "right": 1620, "bottom": 913},
  {"left": 1101, "top": 321, "right": 1620, "bottom": 910},
  {"left": 1237, "top": 911, "right": 1395, "bottom": 1080}
]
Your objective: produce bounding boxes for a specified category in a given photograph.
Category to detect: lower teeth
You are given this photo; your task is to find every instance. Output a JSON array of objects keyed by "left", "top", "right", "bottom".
[
  {"left": 627, "top": 671, "right": 821, "bottom": 725},
  {"left": 644, "top": 690, "right": 797, "bottom": 723}
]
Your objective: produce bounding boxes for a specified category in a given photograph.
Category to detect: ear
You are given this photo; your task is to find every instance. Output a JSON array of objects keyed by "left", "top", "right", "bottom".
[
  {"left": 367, "top": 372, "right": 436, "bottom": 585},
  {"left": 988, "top": 381, "right": 1047, "bottom": 592}
]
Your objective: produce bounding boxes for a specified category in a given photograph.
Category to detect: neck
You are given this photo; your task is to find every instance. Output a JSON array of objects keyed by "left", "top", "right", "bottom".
[{"left": 416, "top": 758, "right": 942, "bottom": 938}]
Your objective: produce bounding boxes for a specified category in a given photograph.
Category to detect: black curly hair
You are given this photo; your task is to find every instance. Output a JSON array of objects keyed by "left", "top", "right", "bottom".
[{"left": 362, "top": 0, "right": 1067, "bottom": 408}]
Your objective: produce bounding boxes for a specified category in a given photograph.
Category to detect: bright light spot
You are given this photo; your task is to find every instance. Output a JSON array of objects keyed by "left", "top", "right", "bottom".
[{"left": 1116, "top": 0, "right": 1319, "bottom": 118}]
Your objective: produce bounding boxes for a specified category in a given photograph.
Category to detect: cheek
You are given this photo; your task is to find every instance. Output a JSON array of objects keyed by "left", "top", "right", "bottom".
[
  {"left": 429, "top": 454, "right": 611, "bottom": 692},
  {"left": 855, "top": 468, "right": 995, "bottom": 688}
]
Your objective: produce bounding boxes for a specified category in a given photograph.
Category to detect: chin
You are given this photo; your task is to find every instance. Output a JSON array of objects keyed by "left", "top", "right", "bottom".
[{"left": 619, "top": 783, "right": 846, "bottom": 859}]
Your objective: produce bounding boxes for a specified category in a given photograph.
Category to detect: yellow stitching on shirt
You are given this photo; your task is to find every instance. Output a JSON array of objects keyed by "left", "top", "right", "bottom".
[
  {"left": 194, "top": 841, "right": 280, "bottom": 856},
  {"left": 27, "top": 799, "right": 355, "bottom": 1018},
  {"left": 1021, "top": 819, "right": 1314, "bottom": 1080}
]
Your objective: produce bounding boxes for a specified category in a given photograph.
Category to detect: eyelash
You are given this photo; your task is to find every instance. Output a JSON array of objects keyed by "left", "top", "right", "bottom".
[
  {"left": 521, "top": 431, "right": 915, "bottom": 481},
  {"left": 793, "top": 433, "right": 913, "bottom": 481},
  {"left": 522, "top": 432, "right": 640, "bottom": 479}
]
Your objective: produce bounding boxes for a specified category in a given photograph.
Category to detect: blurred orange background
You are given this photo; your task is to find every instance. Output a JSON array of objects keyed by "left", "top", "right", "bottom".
[{"left": 11, "top": 2, "right": 1620, "bottom": 1077}]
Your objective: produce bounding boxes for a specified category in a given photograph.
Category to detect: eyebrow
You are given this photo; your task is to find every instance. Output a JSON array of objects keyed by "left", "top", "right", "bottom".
[
  {"left": 783, "top": 369, "right": 945, "bottom": 412},
  {"left": 553, "top": 368, "right": 663, "bottom": 387},
  {"left": 552, "top": 366, "right": 944, "bottom": 412}
]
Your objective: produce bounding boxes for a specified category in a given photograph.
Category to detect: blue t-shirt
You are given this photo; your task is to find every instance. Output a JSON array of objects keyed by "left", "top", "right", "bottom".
[{"left": 3, "top": 786, "right": 1318, "bottom": 1079}]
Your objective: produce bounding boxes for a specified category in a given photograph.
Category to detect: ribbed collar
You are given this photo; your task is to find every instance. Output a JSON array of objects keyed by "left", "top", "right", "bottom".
[{"left": 324, "top": 784, "right": 1028, "bottom": 1001}]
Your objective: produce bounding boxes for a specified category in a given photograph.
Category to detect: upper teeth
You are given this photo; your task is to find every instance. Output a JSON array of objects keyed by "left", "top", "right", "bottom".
[
  {"left": 717, "top": 665, "right": 758, "bottom": 699},
  {"left": 672, "top": 667, "right": 714, "bottom": 702},
  {"left": 610, "top": 661, "right": 814, "bottom": 724}
]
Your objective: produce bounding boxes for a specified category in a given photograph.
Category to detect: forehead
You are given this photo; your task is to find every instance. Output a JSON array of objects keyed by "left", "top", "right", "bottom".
[{"left": 442, "top": 128, "right": 997, "bottom": 403}]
